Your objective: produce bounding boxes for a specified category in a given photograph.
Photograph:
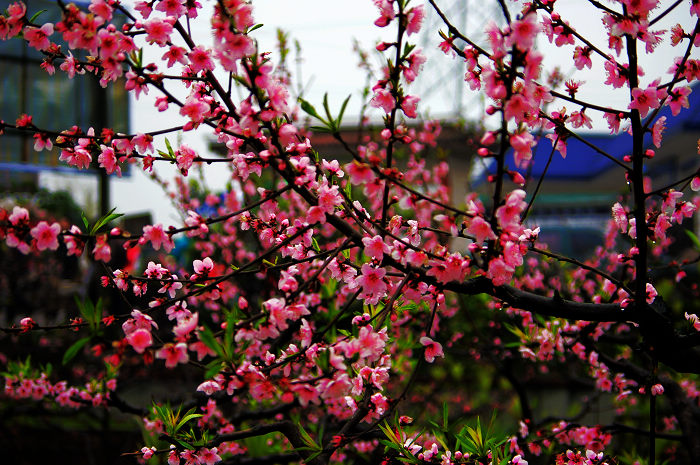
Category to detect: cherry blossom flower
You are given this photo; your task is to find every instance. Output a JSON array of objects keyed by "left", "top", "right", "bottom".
[
  {"left": 197, "top": 447, "right": 222, "bottom": 465},
  {"left": 197, "top": 380, "right": 222, "bottom": 395},
  {"left": 651, "top": 116, "right": 666, "bottom": 148},
  {"left": 667, "top": 86, "right": 691, "bottom": 116},
  {"left": 356, "top": 263, "right": 387, "bottom": 305},
  {"left": 176, "top": 144, "right": 197, "bottom": 175},
  {"left": 92, "top": 234, "right": 111, "bottom": 262},
  {"left": 156, "top": 342, "right": 189, "bottom": 368},
  {"left": 142, "top": 18, "right": 174, "bottom": 46},
  {"left": 30, "top": 221, "right": 60, "bottom": 251},
  {"left": 127, "top": 328, "right": 153, "bottom": 354},
  {"left": 188, "top": 46, "right": 214, "bottom": 73},
  {"left": 508, "top": 12, "right": 537, "bottom": 51},
  {"left": 405, "top": 5, "right": 424, "bottom": 35},
  {"left": 373, "top": 0, "right": 395, "bottom": 27},
  {"left": 370, "top": 88, "right": 394, "bottom": 114},
  {"left": 362, "top": 235, "right": 390, "bottom": 259},
  {"left": 180, "top": 95, "right": 210, "bottom": 124},
  {"left": 628, "top": 84, "right": 661, "bottom": 117},
  {"left": 141, "top": 223, "right": 174, "bottom": 252},
  {"left": 24, "top": 23, "right": 53, "bottom": 50},
  {"left": 420, "top": 337, "right": 444, "bottom": 363},
  {"left": 401, "top": 95, "right": 419, "bottom": 118},
  {"left": 98, "top": 145, "right": 121, "bottom": 176}
]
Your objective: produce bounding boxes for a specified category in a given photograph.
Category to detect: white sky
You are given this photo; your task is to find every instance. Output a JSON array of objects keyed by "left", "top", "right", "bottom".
[{"left": 40, "top": 0, "right": 698, "bottom": 225}]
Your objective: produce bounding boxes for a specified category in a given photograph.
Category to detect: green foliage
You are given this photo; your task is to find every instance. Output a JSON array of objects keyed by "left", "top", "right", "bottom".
[
  {"left": 298, "top": 93, "right": 351, "bottom": 134},
  {"left": 81, "top": 207, "right": 124, "bottom": 235}
]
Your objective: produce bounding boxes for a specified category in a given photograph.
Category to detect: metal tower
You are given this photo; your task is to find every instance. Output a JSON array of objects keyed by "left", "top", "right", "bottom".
[{"left": 416, "top": 0, "right": 504, "bottom": 120}]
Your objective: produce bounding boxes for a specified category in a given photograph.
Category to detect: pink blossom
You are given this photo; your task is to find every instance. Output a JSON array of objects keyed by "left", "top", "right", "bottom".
[
  {"left": 176, "top": 144, "right": 197, "bottom": 175},
  {"left": 30, "top": 221, "right": 60, "bottom": 251},
  {"left": 508, "top": 13, "right": 537, "bottom": 51},
  {"left": 142, "top": 223, "right": 174, "bottom": 252},
  {"left": 370, "top": 88, "right": 394, "bottom": 114},
  {"left": 356, "top": 263, "right": 388, "bottom": 305},
  {"left": 405, "top": 5, "right": 424, "bottom": 35},
  {"left": 651, "top": 116, "right": 666, "bottom": 148},
  {"left": 427, "top": 253, "right": 469, "bottom": 283},
  {"left": 685, "top": 312, "right": 700, "bottom": 331},
  {"left": 420, "top": 337, "right": 444, "bottom": 363},
  {"left": 197, "top": 380, "right": 222, "bottom": 395},
  {"left": 316, "top": 181, "right": 343, "bottom": 213},
  {"left": 573, "top": 46, "right": 592, "bottom": 70},
  {"left": 24, "top": 23, "right": 53, "bottom": 51},
  {"left": 180, "top": 95, "right": 210, "bottom": 124},
  {"left": 623, "top": 0, "right": 658, "bottom": 17},
  {"left": 64, "top": 225, "right": 85, "bottom": 256},
  {"left": 163, "top": 45, "right": 188, "bottom": 67},
  {"left": 155, "top": 0, "right": 187, "bottom": 18},
  {"left": 691, "top": 177, "right": 700, "bottom": 191},
  {"left": 604, "top": 60, "right": 628, "bottom": 89},
  {"left": 467, "top": 216, "right": 497, "bottom": 243},
  {"left": 651, "top": 383, "right": 664, "bottom": 396},
  {"left": 667, "top": 86, "right": 691, "bottom": 116},
  {"left": 487, "top": 257, "right": 514, "bottom": 286},
  {"left": 510, "top": 132, "right": 535, "bottom": 168},
  {"left": 646, "top": 282, "right": 658, "bottom": 304},
  {"left": 127, "top": 328, "right": 153, "bottom": 354},
  {"left": 143, "top": 18, "right": 174, "bottom": 46},
  {"left": 401, "top": 95, "right": 419, "bottom": 118},
  {"left": 156, "top": 342, "right": 189, "bottom": 368},
  {"left": 141, "top": 447, "right": 156, "bottom": 460},
  {"left": 92, "top": 234, "right": 111, "bottom": 262},
  {"left": 355, "top": 325, "right": 388, "bottom": 361},
  {"left": 197, "top": 447, "right": 222, "bottom": 465},
  {"left": 59, "top": 147, "right": 92, "bottom": 170},
  {"left": 33, "top": 133, "right": 53, "bottom": 151},
  {"left": 173, "top": 312, "right": 198, "bottom": 338},
  {"left": 373, "top": 0, "right": 395, "bottom": 27},
  {"left": 89, "top": 0, "right": 113, "bottom": 21},
  {"left": 362, "top": 235, "right": 390, "bottom": 259},
  {"left": 98, "top": 145, "right": 121, "bottom": 176},
  {"left": 20, "top": 317, "right": 36, "bottom": 332},
  {"left": 193, "top": 257, "right": 214, "bottom": 275},
  {"left": 188, "top": 46, "right": 214, "bottom": 73},
  {"left": 628, "top": 85, "right": 661, "bottom": 118}
]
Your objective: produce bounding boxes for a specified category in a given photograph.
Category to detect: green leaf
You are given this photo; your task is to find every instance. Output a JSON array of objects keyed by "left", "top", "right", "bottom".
[
  {"left": 164, "top": 138, "right": 175, "bottom": 159},
  {"left": 198, "top": 326, "right": 224, "bottom": 358},
  {"left": 246, "top": 23, "right": 264, "bottom": 33},
  {"left": 336, "top": 95, "right": 351, "bottom": 127},
  {"left": 297, "top": 423, "right": 320, "bottom": 450},
  {"left": 304, "top": 451, "right": 323, "bottom": 463},
  {"left": 28, "top": 9, "right": 47, "bottom": 23},
  {"left": 685, "top": 229, "right": 700, "bottom": 251},
  {"left": 442, "top": 401, "right": 449, "bottom": 430},
  {"left": 81, "top": 211, "right": 90, "bottom": 231},
  {"left": 204, "top": 359, "right": 223, "bottom": 379},
  {"left": 309, "top": 125, "right": 334, "bottom": 133},
  {"left": 63, "top": 337, "right": 91, "bottom": 365},
  {"left": 298, "top": 98, "right": 324, "bottom": 122},
  {"left": 175, "top": 438, "right": 195, "bottom": 450},
  {"left": 311, "top": 237, "right": 321, "bottom": 253},
  {"left": 380, "top": 439, "right": 402, "bottom": 451},
  {"left": 322, "top": 93, "right": 333, "bottom": 124},
  {"left": 90, "top": 207, "right": 124, "bottom": 235},
  {"left": 175, "top": 412, "right": 203, "bottom": 433}
]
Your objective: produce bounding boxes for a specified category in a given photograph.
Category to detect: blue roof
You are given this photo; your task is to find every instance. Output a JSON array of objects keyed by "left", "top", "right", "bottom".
[{"left": 485, "top": 83, "right": 699, "bottom": 180}]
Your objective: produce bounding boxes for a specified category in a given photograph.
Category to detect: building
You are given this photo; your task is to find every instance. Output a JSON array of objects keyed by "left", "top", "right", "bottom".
[{"left": 0, "top": 0, "right": 129, "bottom": 213}]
